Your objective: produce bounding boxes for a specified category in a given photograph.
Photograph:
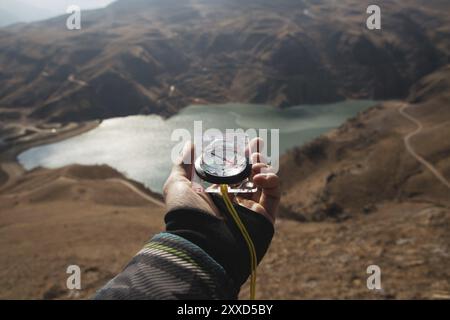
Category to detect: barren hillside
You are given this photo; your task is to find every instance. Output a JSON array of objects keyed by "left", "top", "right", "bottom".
[
  {"left": 279, "top": 65, "right": 450, "bottom": 221},
  {"left": 1, "top": 0, "right": 450, "bottom": 124}
]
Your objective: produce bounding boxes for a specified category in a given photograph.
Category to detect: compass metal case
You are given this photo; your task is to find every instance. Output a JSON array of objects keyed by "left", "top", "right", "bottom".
[{"left": 194, "top": 156, "right": 252, "bottom": 185}]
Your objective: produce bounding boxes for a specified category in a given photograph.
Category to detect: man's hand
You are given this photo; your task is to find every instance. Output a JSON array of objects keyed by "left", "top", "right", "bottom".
[{"left": 163, "top": 138, "right": 280, "bottom": 224}]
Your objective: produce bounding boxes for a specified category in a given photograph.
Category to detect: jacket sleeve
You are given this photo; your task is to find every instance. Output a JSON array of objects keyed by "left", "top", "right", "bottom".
[
  {"left": 94, "top": 196, "right": 274, "bottom": 300},
  {"left": 94, "top": 232, "right": 238, "bottom": 300}
]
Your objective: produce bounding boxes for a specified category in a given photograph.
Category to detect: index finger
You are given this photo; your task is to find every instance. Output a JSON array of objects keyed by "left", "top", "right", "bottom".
[{"left": 253, "top": 173, "right": 280, "bottom": 221}]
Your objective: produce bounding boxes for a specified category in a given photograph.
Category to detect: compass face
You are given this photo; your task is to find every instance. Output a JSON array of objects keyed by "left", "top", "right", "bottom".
[{"left": 195, "top": 139, "right": 252, "bottom": 184}]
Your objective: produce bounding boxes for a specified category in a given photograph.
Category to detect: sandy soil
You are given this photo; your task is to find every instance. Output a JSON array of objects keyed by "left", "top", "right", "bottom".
[
  {"left": 1, "top": 164, "right": 448, "bottom": 299},
  {"left": 251, "top": 202, "right": 450, "bottom": 299},
  {"left": 0, "top": 165, "right": 166, "bottom": 300},
  {"left": 0, "top": 121, "right": 167, "bottom": 299}
]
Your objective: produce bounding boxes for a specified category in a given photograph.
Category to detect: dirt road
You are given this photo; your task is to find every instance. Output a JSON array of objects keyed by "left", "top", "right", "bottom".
[{"left": 398, "top": 103, "right": 450, "bottom": 189}]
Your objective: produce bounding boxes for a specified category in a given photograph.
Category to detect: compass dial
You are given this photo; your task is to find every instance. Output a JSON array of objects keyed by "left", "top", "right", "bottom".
[{"left": 195, "top": 139, "right": 252, "bottom": 185}]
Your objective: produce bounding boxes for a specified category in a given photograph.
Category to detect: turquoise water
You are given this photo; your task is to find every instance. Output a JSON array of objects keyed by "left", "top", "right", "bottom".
[{"left": 18, "top": 100, "right": 375, "bottom": 192}]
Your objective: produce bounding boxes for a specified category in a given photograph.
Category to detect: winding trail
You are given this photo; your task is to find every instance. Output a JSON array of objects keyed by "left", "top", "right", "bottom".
[
  {"left": 68, "top": 74, "right": 88, "bottom": 87},
  {"left": 398, "top": 103, "right": 450, "bottom": 189}
]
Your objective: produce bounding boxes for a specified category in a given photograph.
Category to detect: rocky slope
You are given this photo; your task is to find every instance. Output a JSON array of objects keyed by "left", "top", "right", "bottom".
[
  {"left": 1, "top": 0, "right": 450, "bottom": 123},
  {"left": 279, "top": 65, "right": 450, "bottom": 221},
  {"left": 265, "top": 64, "right": 450, "bottom": 298}
]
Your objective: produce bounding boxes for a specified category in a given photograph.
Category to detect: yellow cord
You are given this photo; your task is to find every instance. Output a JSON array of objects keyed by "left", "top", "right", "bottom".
[{"left": 220, "top": 184, "right": 257, "bottom": 300}]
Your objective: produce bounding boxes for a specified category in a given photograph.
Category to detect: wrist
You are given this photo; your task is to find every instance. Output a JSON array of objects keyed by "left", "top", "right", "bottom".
[{"left": 164, "top": 198, "right": 274, "bottom": 287}]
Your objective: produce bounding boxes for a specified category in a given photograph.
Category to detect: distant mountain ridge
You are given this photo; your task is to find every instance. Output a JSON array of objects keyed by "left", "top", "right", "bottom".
[{"left": 0, "top": 0, "right": 449, "bottom": 123}]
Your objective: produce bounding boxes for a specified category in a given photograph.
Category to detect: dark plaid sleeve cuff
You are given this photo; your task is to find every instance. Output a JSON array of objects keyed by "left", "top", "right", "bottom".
[{"left": 94, "top": 232, "right": 238, "bottom": 300}]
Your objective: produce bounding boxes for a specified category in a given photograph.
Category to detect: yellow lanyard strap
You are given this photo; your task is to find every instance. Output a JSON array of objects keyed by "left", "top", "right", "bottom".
[{"left": 220, "top": 184, "right": 257, "bottom": 300}]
